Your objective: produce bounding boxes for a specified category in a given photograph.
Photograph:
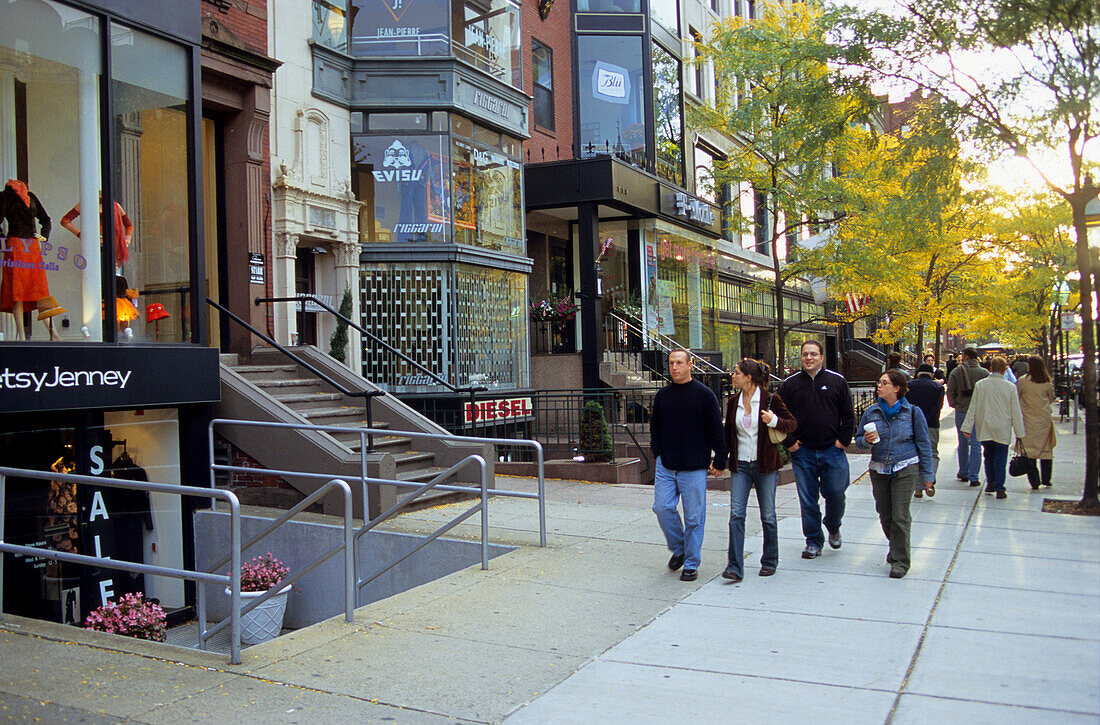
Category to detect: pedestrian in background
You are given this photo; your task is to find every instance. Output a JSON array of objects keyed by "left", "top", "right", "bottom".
[
  {"left": 906, "top": 363, "right": 946, "bottom": 496},
  {"left": 778, "top": 340, "right": 855, "bottom": 559},
  {"left": 945, "top": 353, "right": 959, "bottom": 378},
  {"left": 858, "top": 370, "right": 935, "bottom": 578},
  {"left": 923, "top": 353, "right": 946, "bottom": 384},
  {"left": 1017, "top": 355, "right": 1057, "bottom": 489},
  {"left": 650, "top": 349, "right": 728, "bottom": 582},
  {"left": 947, "top": 347, "right": 990, "bottom": 486},
  {"left": 721, "top": 359, "right": 797, "bottom": 582},
  {"left": 961, "top": 357, "right": 1026, "bottom": 499}
]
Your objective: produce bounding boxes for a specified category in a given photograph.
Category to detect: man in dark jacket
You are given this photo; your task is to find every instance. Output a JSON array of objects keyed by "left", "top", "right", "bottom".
[
  {"left": 650, "top": 349, "right": 728, "bottom": 582},
  {"left": 778, "top": 340, "right": 855, "bottom": 559},
  {"left": 907, "top": 364, "right": 947, "bottom": 494}
]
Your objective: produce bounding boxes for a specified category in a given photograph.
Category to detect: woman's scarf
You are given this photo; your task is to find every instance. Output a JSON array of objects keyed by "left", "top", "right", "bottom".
[{"left": 878, "top": 398, "right": 904, "bottom": 419}]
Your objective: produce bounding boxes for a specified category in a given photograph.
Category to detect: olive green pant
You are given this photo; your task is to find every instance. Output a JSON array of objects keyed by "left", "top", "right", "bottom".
[{"left": 870, "top": 464, "right": 919, "bottom": 572}]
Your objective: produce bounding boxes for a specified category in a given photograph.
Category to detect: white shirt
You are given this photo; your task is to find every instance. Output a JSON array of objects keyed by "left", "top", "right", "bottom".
[{"left": 734, "top": 388, "right": 779, "bottom": 463}]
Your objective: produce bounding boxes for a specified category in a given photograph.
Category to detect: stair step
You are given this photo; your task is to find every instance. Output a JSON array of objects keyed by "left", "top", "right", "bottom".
[
  {"left": 255, "top": 378, "right": 323, "bottom": 389},
  {"left": 300, "top": 406, "right": 368, "bottom": 420},
  {"left": 397, "top": 467, "right": 450, "bottom": 482},
  {"left": 275, "top": 392, "right": 345, "bottom": 404},
  {"left": 231, "top": 364, "right": 299, "bottom": 374},
  {"left": 332, "top": 434, "right": 410, "bottom": 452},
  {"left": 393, "top": 451, "right": 436, "bottom": 468}
]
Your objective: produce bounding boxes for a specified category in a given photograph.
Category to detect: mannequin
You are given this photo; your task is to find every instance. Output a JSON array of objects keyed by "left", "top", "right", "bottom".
[
  {"left": 0, "top": 180, "right": 53, "bottom": 340},
  {"left": 61, "top": 195, "right": 136, "bottom": 335}
]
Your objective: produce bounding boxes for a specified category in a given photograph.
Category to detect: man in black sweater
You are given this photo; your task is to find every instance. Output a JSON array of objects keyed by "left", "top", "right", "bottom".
[
  {"left": 778, "top": 340, "right": 855, "bottom": 559},
  {"left": 650, "top": 349, "right": 727, "bottom": 582},
  {"left": 907, "top": 364, "right": 947, "bottom": 494}
]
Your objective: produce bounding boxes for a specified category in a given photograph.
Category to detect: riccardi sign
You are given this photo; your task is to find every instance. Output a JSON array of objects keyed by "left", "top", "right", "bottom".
[{"left": 0, "top": 345, "right": 220, "bottom": 413}]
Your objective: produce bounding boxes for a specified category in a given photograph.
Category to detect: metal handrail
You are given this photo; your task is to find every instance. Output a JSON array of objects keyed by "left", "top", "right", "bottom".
[
  {"left": 606, "top": 310, "right": 727, "bottom": 376},
  {"left": 207, "top": 297, "right": 386, "bottom": 450},
  {"left": 254, "top": 294, "right": 487, "bottom": 400},
  {"left": 354, "top": 454, "right": 492, "bottom": 589},
  {"left": 196, "top": 478, "right": 355, "bottom": 649},
  {"left": 209, "top": 418, "right": 547, "bottom": 547},
  {"left": 0, "top": 467, "right": 253, "bottom": 664},
  {"left": 612, "top": 422, "right": 651, "bottom": 475}
]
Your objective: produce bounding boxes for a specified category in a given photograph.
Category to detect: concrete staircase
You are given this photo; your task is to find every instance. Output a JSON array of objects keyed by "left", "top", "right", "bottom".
[{"left": 215, "top": 346, "right": 493, "bottom": 518}]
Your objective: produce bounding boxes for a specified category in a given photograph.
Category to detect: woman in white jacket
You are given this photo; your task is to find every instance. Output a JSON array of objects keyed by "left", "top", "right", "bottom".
[{"left": 961, "top": 357, "right": 1026, "bottom": 499}]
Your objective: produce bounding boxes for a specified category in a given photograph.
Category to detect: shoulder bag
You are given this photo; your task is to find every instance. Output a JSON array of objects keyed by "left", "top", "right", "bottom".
[{"left": 765, "top": 394, "right": 785, "bottom": 445}]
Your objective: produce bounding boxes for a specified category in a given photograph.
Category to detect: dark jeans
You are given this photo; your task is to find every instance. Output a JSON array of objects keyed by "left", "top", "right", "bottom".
[
  {"left": 870, "top": 464, "right": 918, "bottom": 572},
  {"left": 726, "top": 461, "right": 779, "bottom": 577},
  {"left": 1024, "top": 457, "right": 1052, "bottom": 488},
  {"left": 982, "top": 441, "right": 1010, "bottom": 492},
  {"left": 791, "top": 445, "right": 849, "bottom": 547}
]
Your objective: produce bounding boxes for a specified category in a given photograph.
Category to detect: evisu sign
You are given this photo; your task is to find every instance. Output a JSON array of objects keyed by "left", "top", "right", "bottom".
[{"left": 464, "top": 397, "right": 533, "bottom": 424}]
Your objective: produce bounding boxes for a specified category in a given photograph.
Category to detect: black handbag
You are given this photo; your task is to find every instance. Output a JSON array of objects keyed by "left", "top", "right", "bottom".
[{"left": 1008, "top": 442, "right": 1028, "bottom": 477}]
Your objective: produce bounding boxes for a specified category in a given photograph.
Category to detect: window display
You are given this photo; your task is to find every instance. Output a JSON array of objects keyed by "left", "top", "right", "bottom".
[{"left": 0, "top": 2, "right": 194, "bottom": 344}]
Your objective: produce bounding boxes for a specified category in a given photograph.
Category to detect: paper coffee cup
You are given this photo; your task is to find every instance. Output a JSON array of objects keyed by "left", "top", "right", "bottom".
[{"left": 864, "top": 422, "right": 878, "bottom": 440}]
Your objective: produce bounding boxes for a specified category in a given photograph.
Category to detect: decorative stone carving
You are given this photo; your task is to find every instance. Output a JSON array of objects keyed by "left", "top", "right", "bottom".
[
  {"left": 275, "top": 232, "right": 299, "bottom": 258},
  {"left": 334, "top": 242, "right": 360, "bottom": 268}
]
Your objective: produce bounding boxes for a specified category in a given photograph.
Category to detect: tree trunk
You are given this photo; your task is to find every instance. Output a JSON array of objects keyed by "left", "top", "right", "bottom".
[
  {"left": 1068, "top": 191, "right": 1098, "bottom": 507},
  {"left": 934, "top": 319, "right": 942, "bottom": 362}
]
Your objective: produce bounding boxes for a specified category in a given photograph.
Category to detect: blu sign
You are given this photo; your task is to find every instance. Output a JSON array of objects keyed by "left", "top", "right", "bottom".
[{"left": 592, "top": 61, "right": 630, "bottom": 104}]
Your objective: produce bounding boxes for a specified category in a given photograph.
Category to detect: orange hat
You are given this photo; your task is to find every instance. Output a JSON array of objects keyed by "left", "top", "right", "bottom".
[{"left": 37, "top": 296, "right": 66, "bottom": 320}]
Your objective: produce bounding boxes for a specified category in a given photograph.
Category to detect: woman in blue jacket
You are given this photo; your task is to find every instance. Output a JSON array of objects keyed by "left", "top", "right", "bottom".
[{"left": 857, "top": 369, "right": 935, "bottom": 579}]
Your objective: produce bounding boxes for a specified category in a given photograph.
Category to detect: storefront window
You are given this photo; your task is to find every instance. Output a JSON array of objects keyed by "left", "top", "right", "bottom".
[
  {"left": 452, "top": 0, "right": 521, "bottom": 87},
  {"left": 650, "top": 0, "right": 679, "bottom": 34},
  {"left": 109, "top": 24, "right": 191, "bottom": 343},
  {"left": 347, "top": 0, "right": 521, "bottom": 88},
  {"left": 0, "top": 409, "right": 182, "bottom": 625},
  {"left": 577, "top": 0, "right": 641, "bottom": 10},
  {"left": 352, "top": 132, "right": 452, "bottom": 244},
  {"left": 451, "top": 118, "right": 523, "bottom": 255},
  {"left": 653, "top": 43, "right": 683, "bottom": 187},
  {"left": 1, "top": 1, "right": 102, "bottom": 343},
  {"left": 360, "top": 262, "right": 527, "bottom": 391},
  {"left": 454, "top": 264, "right": 527, "bottom": 389},
  {"left": 645, "top": 223, "right": 718, "bottom": 350},
  {"left": 577, "top": 35, "right": 646, "bottom": 168},
  {"left": 1, "top": 4, "right": 195, "bottom": 345},
  {"left": 313, "top": 0, "right": 349, "bottom": 53},
  {"left": 348, "top": 0, "right": 449, "bottom": 58}
]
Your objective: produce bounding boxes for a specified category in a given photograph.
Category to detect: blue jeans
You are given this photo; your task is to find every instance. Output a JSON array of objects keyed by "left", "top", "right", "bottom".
[
  {"left": 727, "top": 462, "right": 779, "bottom": 577},
  {"left": 955, "top": 409, "right": 982, "bottom": 481},
  {"left": 982, "top": 441, "right": 1009, "bottom": 492},
  {"left": 653, "top": 457, "right": 708, "bottom": 570},
  {"left": 791, "top": 445, "right": 849, "bottom": 547}
]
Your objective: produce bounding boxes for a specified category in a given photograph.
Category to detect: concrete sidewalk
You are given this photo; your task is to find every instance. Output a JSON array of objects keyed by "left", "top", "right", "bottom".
[{"left": 0, "top": 412, "right": 1096, "bottom": 723}]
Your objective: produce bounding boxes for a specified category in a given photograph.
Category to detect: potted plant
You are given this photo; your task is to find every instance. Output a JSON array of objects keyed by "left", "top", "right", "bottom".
[
  {"left": 229, "top": 552, "right": 291, "bottom": 645},
  {"left": 84, "top": 592, "right": 167, "bottom": 642}
]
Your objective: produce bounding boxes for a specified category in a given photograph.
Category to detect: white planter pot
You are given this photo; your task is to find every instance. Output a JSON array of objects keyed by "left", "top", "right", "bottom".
[{"left": 226, "top": 585, "right": 291, "bottom": 645}]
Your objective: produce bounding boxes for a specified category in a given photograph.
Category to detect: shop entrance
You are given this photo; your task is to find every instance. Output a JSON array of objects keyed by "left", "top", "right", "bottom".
[{"left": 295, "top": 249, "right": 318, "bottom": 346}]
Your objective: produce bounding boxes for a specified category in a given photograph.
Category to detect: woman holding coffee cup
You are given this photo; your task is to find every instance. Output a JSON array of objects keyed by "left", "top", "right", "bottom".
[{"left": 856, "top": 369, "right": 935, "bottom": 579}]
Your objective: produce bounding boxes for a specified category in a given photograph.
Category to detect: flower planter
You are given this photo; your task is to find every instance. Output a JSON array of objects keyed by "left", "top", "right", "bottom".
[{"left": 227, "top": 585, "right": 291, "bottom": 645}]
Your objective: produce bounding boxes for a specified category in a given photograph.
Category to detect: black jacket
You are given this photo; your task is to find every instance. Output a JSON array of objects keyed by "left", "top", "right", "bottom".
[
  {"left": 777, "top": 367, "right": 855, "bottom": 449},
  {"left": 651, "top": 378, "right": 728, "bottom": 471},
  {"left": 906, "top": 376, "right": 946, "bottom": 429}
]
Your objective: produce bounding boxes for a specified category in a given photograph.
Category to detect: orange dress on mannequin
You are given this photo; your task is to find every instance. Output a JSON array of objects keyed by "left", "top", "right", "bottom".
[{"left": 0, "top": 180, "right": 52, "bottom": 313}]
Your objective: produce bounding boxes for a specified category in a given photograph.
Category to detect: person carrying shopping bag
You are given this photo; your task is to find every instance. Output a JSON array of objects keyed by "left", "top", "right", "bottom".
[{"left": 721, "top": 359, "right": 797, "bottom": 582}]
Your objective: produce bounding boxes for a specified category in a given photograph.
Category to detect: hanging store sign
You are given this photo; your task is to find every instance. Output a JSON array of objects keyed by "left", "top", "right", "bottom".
[
  {"left": 249, "top": 253, "right": 265, "bottom": 284},
  {"left": 464, "top": 396, "right": 533, "bottom": 423},
  {"left": 0, "top": 345, "right": 220, "bottom": 414},
  {"left": 592, "top": 61, "right": 630, "bottom": 104},
  {"left": 659, "top": 189, "right": 720, "bottom": 234}
]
